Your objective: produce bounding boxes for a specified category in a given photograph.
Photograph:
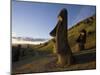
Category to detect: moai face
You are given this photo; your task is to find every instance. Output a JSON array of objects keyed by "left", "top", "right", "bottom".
[{"left": 49, "top": 8, "right": 67, "bottom": 37}]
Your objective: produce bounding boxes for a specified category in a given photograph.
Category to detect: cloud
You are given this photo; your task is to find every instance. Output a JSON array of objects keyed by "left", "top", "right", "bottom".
[
  {"left": 12, "top": 32, "right": 17, "bottom": 37},
  {"left": 12, "top": 37, "right": 48, "bottom": 45}
]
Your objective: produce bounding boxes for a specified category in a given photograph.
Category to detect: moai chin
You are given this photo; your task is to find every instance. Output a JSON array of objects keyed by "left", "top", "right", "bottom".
[{"left": 50, "top": 8, "right": 74, "bottom": 66}]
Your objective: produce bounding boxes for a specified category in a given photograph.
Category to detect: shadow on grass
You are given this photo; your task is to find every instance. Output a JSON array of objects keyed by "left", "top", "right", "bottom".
[
  {"left": 12, "top": 49, "right": 96, "bottom": 74},
  {"left": 74, "top": 49, "right": 96, "bottom": 64}
]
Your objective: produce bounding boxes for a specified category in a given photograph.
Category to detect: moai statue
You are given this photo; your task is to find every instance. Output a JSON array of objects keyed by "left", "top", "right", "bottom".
[
  {"left": 12, "top": 44, "right": 21, "bottom": 62},
  {"left": 76, "top": 29, "right": 86, "bottom": 51},
  {"left": 50, "top": 8, "right": 74, "bottom": 66}
]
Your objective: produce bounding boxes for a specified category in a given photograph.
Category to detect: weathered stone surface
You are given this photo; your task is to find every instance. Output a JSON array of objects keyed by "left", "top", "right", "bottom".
[{"left": 50, "top": 8, "right": 74, "bottom": 66}]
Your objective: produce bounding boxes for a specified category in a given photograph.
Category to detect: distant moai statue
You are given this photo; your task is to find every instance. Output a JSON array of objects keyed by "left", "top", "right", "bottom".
[
  {"left": 76, "top": 29, "right": 87, "bottom": 51},
  {"left": 50, "top": 8, "right": 74, "bottom": 66},
  {"left": 12, "top": 44, "right": 21, "bottom": 62}
]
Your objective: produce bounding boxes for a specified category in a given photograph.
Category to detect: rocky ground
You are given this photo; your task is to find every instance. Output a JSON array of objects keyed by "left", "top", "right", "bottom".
[{"left": 12, "top": 48, "right": 96, "bottom": 74}]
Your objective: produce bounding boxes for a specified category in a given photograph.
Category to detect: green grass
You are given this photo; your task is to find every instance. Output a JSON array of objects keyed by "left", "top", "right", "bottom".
[
  {"left": 68, "top": 15, "right": 96, "bottom": 52},
  {"left": 32, "top": 15, "right": 96, "bottom": 53}
]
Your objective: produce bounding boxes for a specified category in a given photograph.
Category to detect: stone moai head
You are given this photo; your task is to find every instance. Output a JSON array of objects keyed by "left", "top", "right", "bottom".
[
  {"left": 49, "top": 8, "right": 68, "bottom": 54},
  {"left": 49, "top": 9, "right": 74, "bottom": 66},
  {"left": 50, "top": 8, "right": 68, "bottom": 37}
]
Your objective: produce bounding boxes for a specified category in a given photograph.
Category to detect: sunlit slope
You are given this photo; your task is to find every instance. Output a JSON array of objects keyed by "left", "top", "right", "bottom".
[
  {"left": 33, "top": 15, "right": 96, "bottom": 53},
  {"left": 68, "top": 15, "right": 96, "bottom": 52}
]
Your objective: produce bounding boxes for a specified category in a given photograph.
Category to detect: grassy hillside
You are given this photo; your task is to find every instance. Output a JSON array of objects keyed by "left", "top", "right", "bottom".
[
  {"left": 12, "top": 15, "right": 96, "bottom": 74},
  {"left": 34, "top": 15, "right": 96, "bottom": 53},
  {"left": 68, "top": 15, "right": 96, "bottom": 52}
]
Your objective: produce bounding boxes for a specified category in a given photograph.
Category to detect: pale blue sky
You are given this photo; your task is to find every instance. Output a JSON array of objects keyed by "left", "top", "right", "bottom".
[{"left": 12, "top": 0, "right": 96, "bottom": 39}]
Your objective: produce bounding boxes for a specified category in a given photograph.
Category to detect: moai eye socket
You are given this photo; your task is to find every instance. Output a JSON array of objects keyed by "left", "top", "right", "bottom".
[{"left": 58, "top": 16, "right": 63, "bottom": 21}]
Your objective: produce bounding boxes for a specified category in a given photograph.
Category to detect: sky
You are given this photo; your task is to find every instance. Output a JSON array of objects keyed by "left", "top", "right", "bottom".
[{"left": 12, "top": 0, "right": 96, "bottom": 39}]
